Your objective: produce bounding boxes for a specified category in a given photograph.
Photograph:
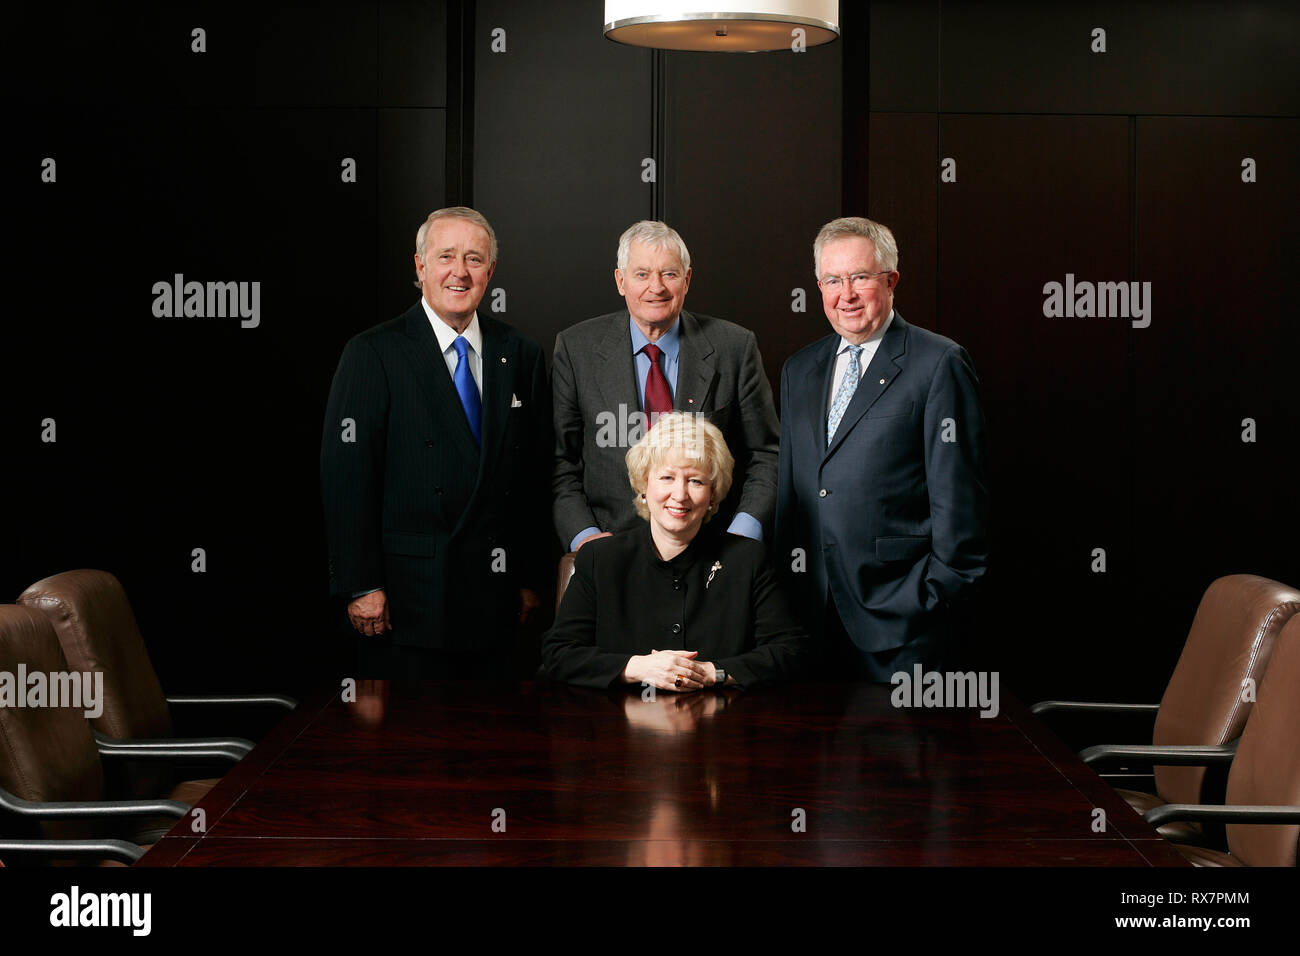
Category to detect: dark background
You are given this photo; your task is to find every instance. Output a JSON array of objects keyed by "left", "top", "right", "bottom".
[{"left": 3, "top": 1, "right": 1296, "bottom": 704}]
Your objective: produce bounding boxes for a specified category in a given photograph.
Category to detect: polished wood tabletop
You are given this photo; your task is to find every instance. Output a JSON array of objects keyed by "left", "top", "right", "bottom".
[{"left": 140, "top": 681, "right": 1189, "bottom": 866}]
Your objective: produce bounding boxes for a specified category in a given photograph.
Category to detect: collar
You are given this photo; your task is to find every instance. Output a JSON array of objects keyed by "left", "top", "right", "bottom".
[
  {"left": 422, "top": 298, "right": 483, "bottom": 357},
  {"left": 836, "top": 309, "right": 894, "bottom": 354},
  {"left": 641, "top": 518, "right": 722, "bottom": 573},
  {"left": 629, "top": 313, "right": 682, "bottom": 362}
]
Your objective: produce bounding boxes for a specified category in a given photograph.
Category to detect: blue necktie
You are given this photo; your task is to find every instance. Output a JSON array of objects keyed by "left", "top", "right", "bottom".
[
  {"left": 827, "top": 345, "right": 863, "bottom": 446},
  {"left": 452, "top": 336, "right": 482, "bottom": 445}
]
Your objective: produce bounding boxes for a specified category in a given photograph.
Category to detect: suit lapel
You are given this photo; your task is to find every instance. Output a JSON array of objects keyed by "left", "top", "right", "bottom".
[
  {"left": 476, "top": 315, "right": 514, "bottom": 485},
  {"left": 673, "top": 311, "right": 717, "bottom": 411},
  {"left": 593, "top": 312, "right": 640, "bottom": 418},
  {"left": 401, "top": 303, "right": 481, "bottom": 464},
  {"left": 824, "top": 314, "right": 908, "bottom": 460},
  {"left": 799, "top": 336, "right": 839, "bottom": 454}
]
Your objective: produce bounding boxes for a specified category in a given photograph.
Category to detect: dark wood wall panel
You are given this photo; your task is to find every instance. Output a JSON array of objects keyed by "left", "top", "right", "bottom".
[
  {"left": 5, "top": 2, "right": 442, "bottom": 109},
  {"left": 662, "top": 45, "right": 842, "bottom": 389},
  {"left": 937, "top": 114, "right": 1136, "bottom": 697},
  {"left": 866, "top": 0, "right": 1299, "bottom": 116},
  {"left": 1131, "top": 117, "right": 1299, "bottom": 636},
  {"left": 378, "top": 1, "right": 451, "bottom": 107},
  {"left": 473, "top": 0, "right": 652, "bottom": 355},
  {"left": 377, "top": 109, "right": 448, "bottom": 317},
  {"left": 939, "top": 1, "right": 1299, "bottom": 115},
  {"left": 857, "top": 1, "right": 1298, "bottom": 702},
  {"left": 3, "top": 3, "right": 449, "bottom": 695},
  {"left": 868, "top": 0, "right": 941, "bottom": 112},
  {"left": 6, "top": 103, "right": 386, "bottom": 692},
  {"left": 865, "top": 113, "right": 939, "bottom": 331}
]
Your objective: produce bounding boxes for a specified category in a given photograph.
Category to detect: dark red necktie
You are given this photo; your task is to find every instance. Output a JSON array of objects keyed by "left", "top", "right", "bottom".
[{"left": 642, "top": 344, "right": 673, "bottom": 419}]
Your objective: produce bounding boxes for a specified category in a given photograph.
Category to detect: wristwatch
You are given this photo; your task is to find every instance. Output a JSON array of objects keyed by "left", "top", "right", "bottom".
[{"left": 714, "top": 668, "right": 726, "bottom": 688}]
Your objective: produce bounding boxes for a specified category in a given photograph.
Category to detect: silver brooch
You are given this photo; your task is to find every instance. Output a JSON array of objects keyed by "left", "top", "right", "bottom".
[{"left": 706, "top": 561, "right": 722, "bottom": 589}]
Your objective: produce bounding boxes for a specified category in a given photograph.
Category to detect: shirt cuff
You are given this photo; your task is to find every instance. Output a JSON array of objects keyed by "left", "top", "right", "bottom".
[
  {"left": 726, "top": 512, "right": 763, "bottom": 542},
  {"left": 351, "top": 587, "right": 383, "bottom": 599},
  {"left": 569, "top": 527, "right": 603, "bottom": 553}
]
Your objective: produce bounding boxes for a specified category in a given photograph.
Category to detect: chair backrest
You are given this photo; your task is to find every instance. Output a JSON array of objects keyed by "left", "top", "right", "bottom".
[
  {"left": 18, "top": 570, "right": 172, "bottom": 740},
  {"left": 1153, "top": 574, "right": 1300, "bottom": 805},
  {"left": 555, "top": 553, "right": 577, "bottom": 614},
  {"left": 1224, "top": 613, "right": 1300, "bottom": 867},
  {"left": 0, "top": 605, "right": 105, "bottom": 840}
]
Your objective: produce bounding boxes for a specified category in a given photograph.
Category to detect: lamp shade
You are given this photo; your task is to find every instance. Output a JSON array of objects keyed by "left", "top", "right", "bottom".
[{"left": 604, "top": 1, "right": 839, "bottom": 52}]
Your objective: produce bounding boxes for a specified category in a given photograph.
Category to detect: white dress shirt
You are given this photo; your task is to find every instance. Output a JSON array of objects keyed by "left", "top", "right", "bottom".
[
  {"left": 422, "top": 298, "right": 483, "bottom": 397},
  {"left": 826, "top": 310, "right": 894, "bottom": 415}
]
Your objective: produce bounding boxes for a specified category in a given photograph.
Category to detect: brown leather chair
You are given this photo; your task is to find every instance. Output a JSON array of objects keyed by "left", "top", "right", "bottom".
[
  {"left": 555, "top": 552, "right": 577, "bottom": 613},
  {"left": 0, "top": 606, "right": 197, "bottom": 865},
  {"left": 17, "top": 569, "right": 294, "bottom": 743},
  {"left": 1035, "top": 574, "right": 1300, "bottom": 841},
  {"left": 1144, "top": 612, "right": 1300, "bottom": 866},
  {"left": 18, "top": 569, "right": 295, "bottom": 821}
]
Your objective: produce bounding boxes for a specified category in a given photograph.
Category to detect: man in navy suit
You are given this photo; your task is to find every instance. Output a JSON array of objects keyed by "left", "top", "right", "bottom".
[
  {"left": 321, "top": 207, "right": 552, "bottom": 678},
  {"left": 775, "top": 217, "right": 989, "bottom": 680}
]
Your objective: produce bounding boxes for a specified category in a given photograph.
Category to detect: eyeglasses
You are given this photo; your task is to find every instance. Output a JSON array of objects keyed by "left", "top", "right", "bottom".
[{"left": 819, "top": 270, "right": 892, "bottom": 292}]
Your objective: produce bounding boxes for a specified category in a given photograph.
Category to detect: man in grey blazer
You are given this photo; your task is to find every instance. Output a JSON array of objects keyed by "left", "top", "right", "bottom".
[
  {"left": 775, "top": 217, "right": 989, "bottom": 681},
  {"left": 553, "top": 221, "right": 780, "bottom": 553}
]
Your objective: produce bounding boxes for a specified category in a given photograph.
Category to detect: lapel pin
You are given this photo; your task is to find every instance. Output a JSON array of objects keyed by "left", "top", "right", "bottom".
[
  {"left": 688, "top": 398, "right": 695, "bottom": 404},
  {"left": 706, "top": 561, "right": 722, "bottom": 589},
  {"left": 879, "top": 378, "right": 886, "bottom": 384},
  {"left": 501, "top": 357, "right": 507, "bottom": 363}
]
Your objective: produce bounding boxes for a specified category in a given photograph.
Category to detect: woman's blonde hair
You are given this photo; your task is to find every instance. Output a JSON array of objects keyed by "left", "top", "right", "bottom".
[{"left": 625, "top": 412, "right": 734, "bottom": 522}]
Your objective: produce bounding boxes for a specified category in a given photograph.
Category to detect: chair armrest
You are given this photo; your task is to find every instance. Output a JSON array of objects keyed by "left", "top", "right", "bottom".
[
  {"left": 1030, "top": 700, "right": 1160, "bottom": 716},
  {"left": 1080, "top": 742, "right": 1237, "bottom": 767},
  {"left": 1145, "top": 804, "right": 1300, "bottom": 827},
  {"left": 0, "top": 838, "right": 143, "bottom": 865},
  {"left": 166, "top": 694, "right": 297, "bottom": 710},
  {"left": 0, "top": 786, "right": 189, "bottom": 821},
  {"left": 93, "top": 729, "right": 253, "bottom": 761}
]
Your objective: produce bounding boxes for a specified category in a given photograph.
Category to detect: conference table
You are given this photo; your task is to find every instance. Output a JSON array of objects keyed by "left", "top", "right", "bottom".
[{"left": 139, "top": 681, "right": 1190, "bottom": 866}]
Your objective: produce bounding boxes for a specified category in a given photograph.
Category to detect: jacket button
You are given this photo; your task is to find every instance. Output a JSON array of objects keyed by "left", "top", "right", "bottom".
[
  {"left": 819, "top": 489, "right": 828, "bottom": 497},
  {"left": 426, "top": 440, "right": 435, "bottom": 447},
  {"left": 673, "top": 580, "right": 681, "bottom": 591},
  {"left": 671, "top": 623, "right": 682, "bottom": 634}
]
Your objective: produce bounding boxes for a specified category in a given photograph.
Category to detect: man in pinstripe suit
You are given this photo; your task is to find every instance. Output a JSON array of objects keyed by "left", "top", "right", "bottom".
[{"left": 321, "top": 207, "right": 552, "bottom": 678}]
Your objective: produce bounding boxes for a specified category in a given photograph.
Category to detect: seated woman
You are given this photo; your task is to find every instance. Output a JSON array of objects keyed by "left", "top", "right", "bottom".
[{"left": 543, "top": 412, "right": 812, "bottom": 691}]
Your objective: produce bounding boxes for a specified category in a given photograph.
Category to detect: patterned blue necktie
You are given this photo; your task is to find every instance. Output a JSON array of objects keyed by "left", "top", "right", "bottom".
[
  {"left": 827, "top": 345, "right": 863, "bottom": 446},
  {"left": 452, "top": 335, "right": 482, "bottom": 445}
]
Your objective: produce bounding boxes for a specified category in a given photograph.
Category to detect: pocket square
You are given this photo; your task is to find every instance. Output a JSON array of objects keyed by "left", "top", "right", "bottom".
[{"left": 511, "top": 394, "right": 523, "bottom": 408}]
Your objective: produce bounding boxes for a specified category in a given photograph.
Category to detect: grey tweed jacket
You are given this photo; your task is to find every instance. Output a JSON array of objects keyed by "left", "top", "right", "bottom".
[{"left": 552, "top": 309, "right": 780, "bottom": 548}]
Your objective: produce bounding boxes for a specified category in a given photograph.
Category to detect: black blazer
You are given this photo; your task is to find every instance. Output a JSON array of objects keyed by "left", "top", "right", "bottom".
[
  {"left": 541, "top": 523, "right": 813, "bottom": 690},
  {"left": 775, "top": 312, "right": 989, "bottom": 655},
  {"left": 320, "top": 302, "right": 552, "bottom": 649}
]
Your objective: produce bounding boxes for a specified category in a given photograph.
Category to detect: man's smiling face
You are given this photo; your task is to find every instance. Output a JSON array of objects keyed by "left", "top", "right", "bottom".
[
  {"left": 415, "top": 217, "right": 495, "bottom": 328},
  {"left": 615, "top": 240, "right": 692, "bottom": 336}
]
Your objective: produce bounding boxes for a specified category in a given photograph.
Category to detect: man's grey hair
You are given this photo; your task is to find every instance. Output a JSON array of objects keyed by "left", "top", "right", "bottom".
[
  {"left": 616, "top": 220, "right": 691, "bottom": 273},
  {"left": 813, "top": 217, "right": 899, "bottom": 278},
  {"left": 413, "top": 207, "right": 498, "bottom": 288}
]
